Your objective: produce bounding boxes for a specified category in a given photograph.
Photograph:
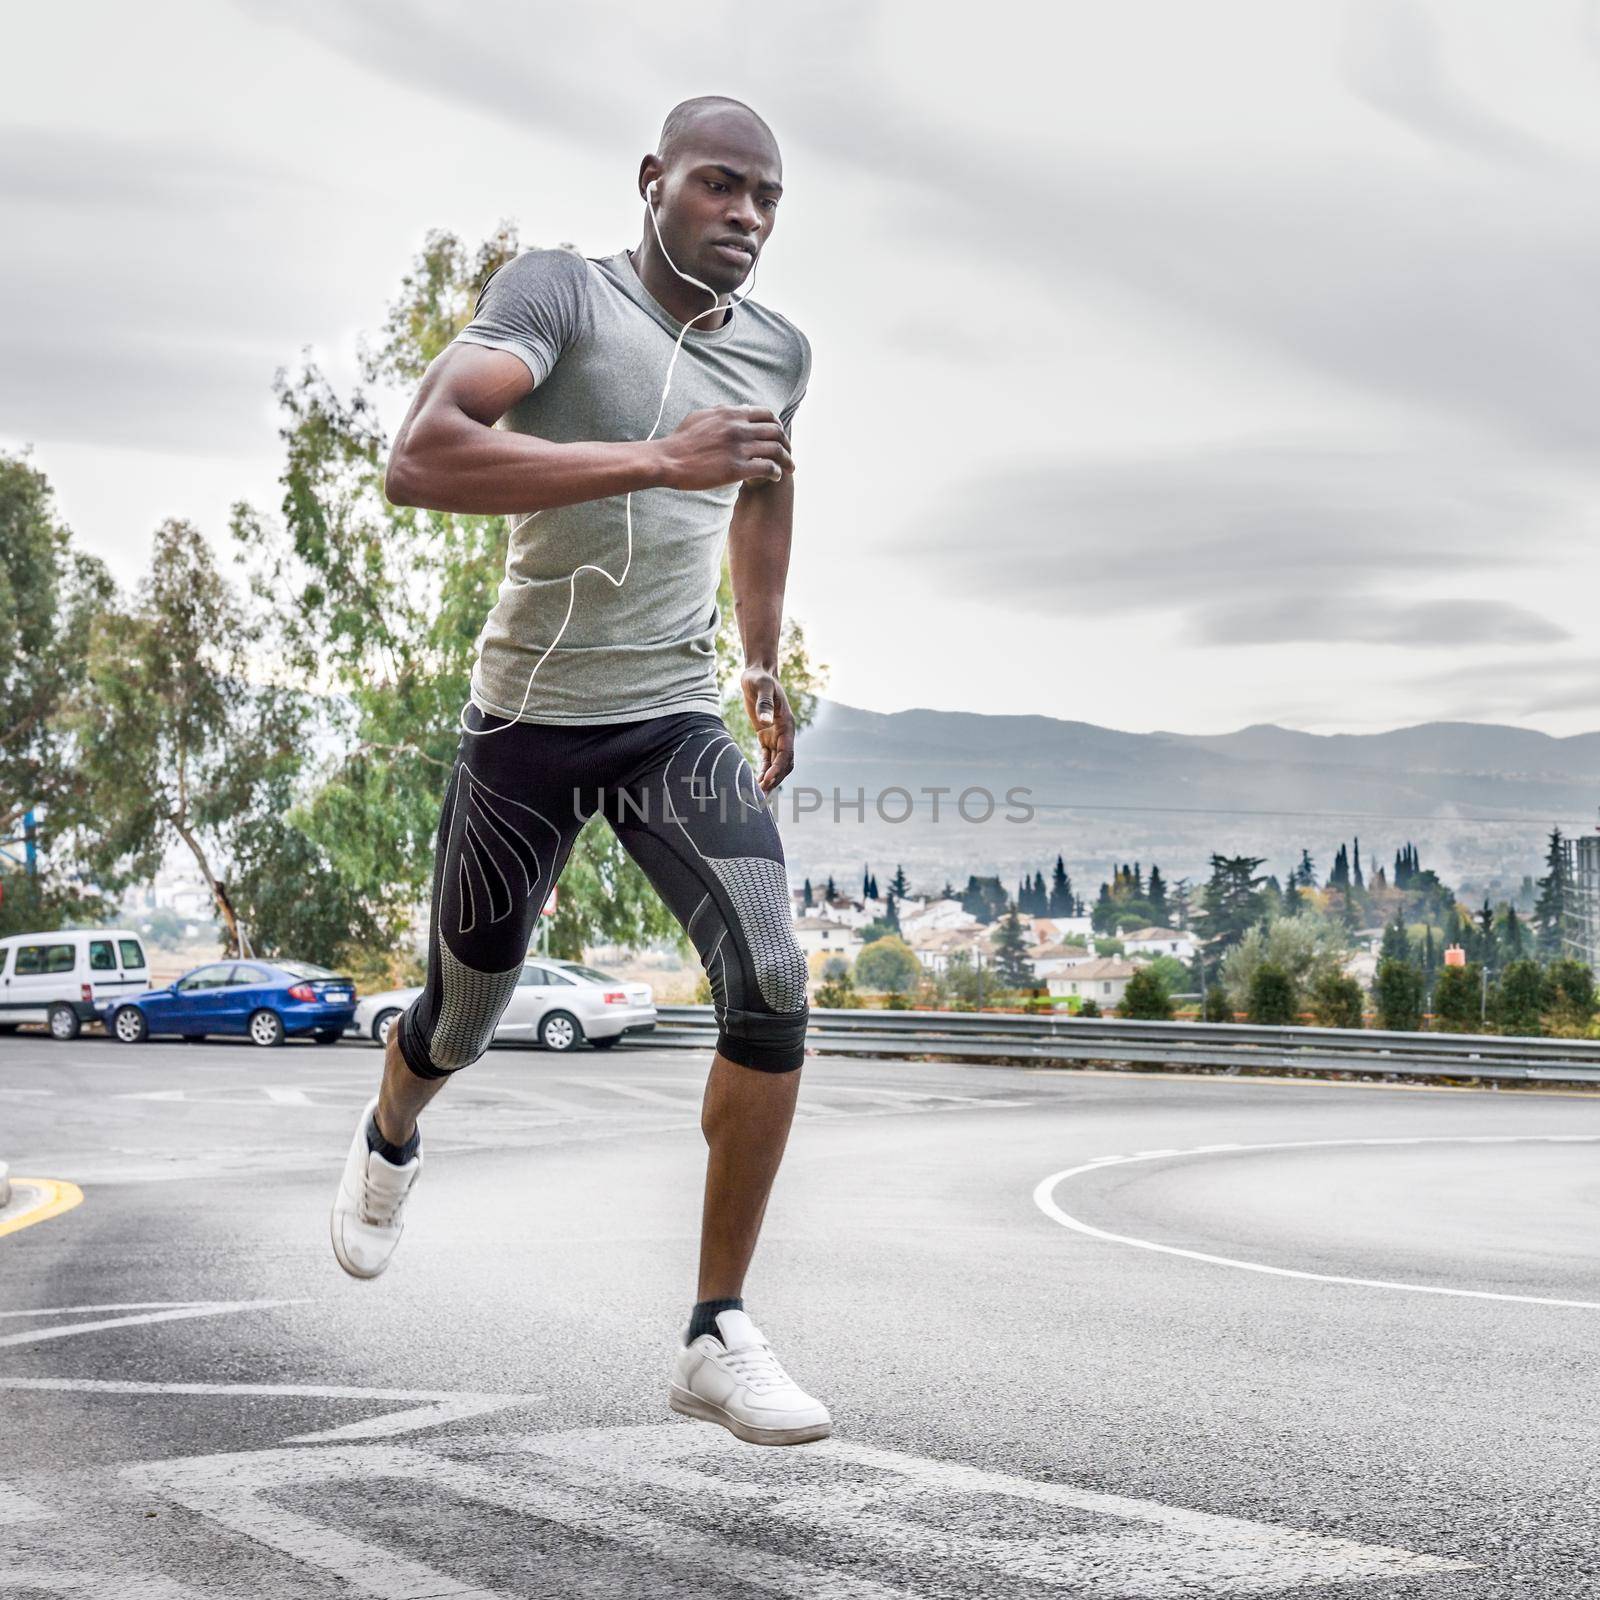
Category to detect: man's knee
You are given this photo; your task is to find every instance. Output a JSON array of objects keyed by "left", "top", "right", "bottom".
[
  {"left": 399, "top": 944, "right": 523, "bottom": 1078},
  {"left": 716, "top": 1002, "right": 809, "bottom": 1073}
]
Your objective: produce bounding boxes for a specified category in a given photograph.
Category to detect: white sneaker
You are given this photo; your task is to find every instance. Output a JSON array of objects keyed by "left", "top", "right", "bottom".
[
  {"left": 669, "top": 1308, "right": 832, "bottom": 1446},
  {"left": 330, "top": 1097, "right": 421, "bottom": 1279}
]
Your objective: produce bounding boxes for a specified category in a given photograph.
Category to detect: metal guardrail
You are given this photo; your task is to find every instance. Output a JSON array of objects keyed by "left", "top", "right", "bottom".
[{"left": 641, "top": 1006, "right": 1600, "bottom": 1087}]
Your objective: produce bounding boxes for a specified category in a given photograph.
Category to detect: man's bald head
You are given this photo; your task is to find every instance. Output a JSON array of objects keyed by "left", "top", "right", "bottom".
[
  {"left": 638, "top": 96, "right": 785, "bottom": 296},
  {"left": 658, "top": 96, "right": 778, "bottom": 165}
]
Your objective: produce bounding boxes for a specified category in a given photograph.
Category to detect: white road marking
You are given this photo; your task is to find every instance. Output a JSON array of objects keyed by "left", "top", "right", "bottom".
[
  {"left": 261, "top": 1085, "right": 314, "bottom": 1106},
  {"left": 0, "top": 1302, "right": 223, "bottom": 1319},
  {"left": 0, "top": 1482, "right": 54, "bottom": 1523},
  {"left": 0, "top": 1423, "right": 1476, "bottom": 1597},
  {"left": 1034, "top": 1134, "right": 1600, "bottom": 1310},
  {"left": 0, "top": 1377, "right": 540, "bottom": 1441},
  {"left": 0, "top": 1300, "right": 307, "bottom": 1348},
  {"left": 508, "top": 1424, "right": 1472, "bottom": 1595}
]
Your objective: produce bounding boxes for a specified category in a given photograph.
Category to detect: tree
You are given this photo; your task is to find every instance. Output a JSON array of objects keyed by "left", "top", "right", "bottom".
[
  {"left": 0, "top": 451, "right": 117, "bottom": 933},
  {"left": 960, "top": 874, "right": 1007, "bottom": 924},
  {"left": 825, "top": 874, "right": 837, "bottom": 901},
  {"left": 1049, "top": 854, "right": 1072, "bottom": 916},
  {"left": 1432, "top": 963, "right": 1483, "bottom": 1033},
  {"left": 854, "top": 935, "right": 921, "bottom": 995},
  {"left": 1147, "top": 864, "right": 1169, "bottom": 925},
  {"left": 1120, "top": 967, "right": 1173, "bottom": 1020},
  {"left": 1295, "top": 849, "right": 1317, "bottom": 889},
  {"left": 1374, "top": 958, "right": 1425, "bottom": 1031},
  {"left": 73, "top": 520, "right": 306, "bottom": 957},
  {"left": 1247, "top": 963, "right": 1298, "bottom": 1025},
  {"left": 991, "top": 903, "right": 1036, "bottom": 989},
  {"left": 1352, "top": 836, "right": 1364, "bottom": 889},
  {"left": 1201, "top": 985, "right": 1233, "bottom": 1023},
  {"left": 889, "top": 864, "right": 909, "bottom": 900},
  {"left": 1328, "top": 844, "right": 1350, "bottom": 891},
  {"left": 1544, "top": 960, "right": 1597, "bottom": 1037},
  {"left": 1497, "top": 905, "right": 1527, "bottom": 964},
  {"left": 1219, "top": 911, "right": 1347, "bottom": 1013},
  {"left": 1494, "top": 959, "right": 1545, "bottom": 1038},
  {"left": 1143, "top": 954, "right": 1190, "bottom": 999},
  {"left": 1194, "top": 854, "right": 1268, "bottom": 963},
  {"left": 1532, "top": 829, "right": 1572, "bottom": 960},
  {"left": 815, "top": 955, "right": 858, "bottom": 1009},
  {"left": 1311, "top": 972, "right": 1365, "bottom": 1029},
  {"left": 801, "top": 878, "right": 814, "bottom": 910},
  {"left": 1282, "top": 878, "right": 1304, "bottom": 918},
  {"left": 883, "top": 891, "right": 901, "bottom": 932},
  {"left": 1379, "top": 910, "right": 1412, "bottom": 965},
  {"left": 862, "top": 863, "right": 872, "bottom": 900}
]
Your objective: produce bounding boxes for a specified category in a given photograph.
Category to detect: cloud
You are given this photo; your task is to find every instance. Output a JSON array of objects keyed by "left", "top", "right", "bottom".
[
  {"left": 1191, "top": 595, "right": 1568, "bottom": 649},
  {"left": 1406, "top": 652, "right": 1600, "bottom": 718},
  {"left": 898, "top": 441, "right": 1581, "bottom": 647},
  {"left": 1341, "top": 0, "right": 1566, "bottom": 170}
]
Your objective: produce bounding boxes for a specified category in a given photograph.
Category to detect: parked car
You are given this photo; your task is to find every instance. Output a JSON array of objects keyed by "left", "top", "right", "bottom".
[
  {"left": 101, "top": 960, "right": 357, "bottom": 1047},
  {"left": 0, "top": 928, "right": 151, "bottom": 1041},
  {"left": 353, "top": 959, "right": 655, "bottom": 1053}
]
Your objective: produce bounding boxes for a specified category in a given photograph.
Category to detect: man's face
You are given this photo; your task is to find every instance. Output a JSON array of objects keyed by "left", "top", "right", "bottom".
[{"left": 649, "top": 115, "right": 783, "bottom": 294}]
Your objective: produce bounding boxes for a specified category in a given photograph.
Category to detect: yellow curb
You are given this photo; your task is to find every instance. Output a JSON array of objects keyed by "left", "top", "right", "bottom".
[{"left": 0, "top": 1180, "right": 85, "bottom": 1238}]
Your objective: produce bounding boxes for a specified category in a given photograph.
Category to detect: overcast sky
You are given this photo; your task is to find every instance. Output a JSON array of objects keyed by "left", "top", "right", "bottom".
[{"left": 5, "top": 0, "right": 1598, "bottom": 737}]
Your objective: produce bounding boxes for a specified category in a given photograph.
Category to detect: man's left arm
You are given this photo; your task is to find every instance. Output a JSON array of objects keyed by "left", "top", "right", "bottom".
[{"left": 727, "top": 471, "right": 796, "bottom": 793}]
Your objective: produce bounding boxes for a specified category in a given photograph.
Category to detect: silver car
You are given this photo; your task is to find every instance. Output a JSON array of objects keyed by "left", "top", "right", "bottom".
[{"left": 351, "top": 959, "right": 656, "bottom": 1053}]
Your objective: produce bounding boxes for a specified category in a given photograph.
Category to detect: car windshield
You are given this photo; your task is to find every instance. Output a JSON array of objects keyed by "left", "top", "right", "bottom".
[
  {"left": 560, "top": 964, "right": 622, "bottom": 985},
  {"left": 279, "top": 962, "right": 337, "bottom": 980}
]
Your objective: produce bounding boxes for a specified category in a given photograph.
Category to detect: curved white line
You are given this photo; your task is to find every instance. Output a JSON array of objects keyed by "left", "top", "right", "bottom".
[{"left": 1033, "top": 1135, "right": 1600, "bottom": 1311}]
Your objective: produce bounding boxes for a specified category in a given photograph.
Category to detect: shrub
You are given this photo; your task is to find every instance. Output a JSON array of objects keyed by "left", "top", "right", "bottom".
[
  {"left": 1077, "top": 998, "right": 1102, "bottom": 1018},
  {"left": 1494, "top": 959, "right": 1545, "bottom": 1038},
  {"left": 853, "top": 935, "right": 921, "bottom": 995},
  {"left": 1201, "top": 986, "right": 1232, "bottom": 1023},
  {"left": 1120, "top": 968, "right": 1174, "bottom": 1020},
  {"left": 1374, "top": 958, "right": 1424, "bottom": 1032},
  {"left": 1247, "top": 962, "right": 1298, "bottom": 1025},
  {"left": 1431, "top": 963, "right": 1483, "bottom": 1033},
  {"left": 1311, "top": 971, "right": 1364, "bottom": 1030},
  {"left": 1545, "top": 959, "right": 1598, "bottom": 1037}
]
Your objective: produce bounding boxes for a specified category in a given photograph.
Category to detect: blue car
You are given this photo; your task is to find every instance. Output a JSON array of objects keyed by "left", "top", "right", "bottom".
[{"left": 102, "top": 959, "right": 357, "bottom": 1047}]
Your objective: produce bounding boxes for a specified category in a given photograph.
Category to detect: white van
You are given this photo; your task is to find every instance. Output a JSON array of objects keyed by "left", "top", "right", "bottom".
[{"left": 0, "top": 928, "right": 151, "bottom": 1041}]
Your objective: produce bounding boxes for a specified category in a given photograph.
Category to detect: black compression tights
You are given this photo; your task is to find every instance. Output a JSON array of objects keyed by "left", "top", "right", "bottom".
[{"left": 397, "top": 704, "right": 809, "bottom": 1078}]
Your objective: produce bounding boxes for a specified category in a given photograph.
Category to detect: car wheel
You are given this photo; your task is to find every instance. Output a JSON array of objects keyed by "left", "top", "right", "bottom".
[
  {"left": 372, "top": 1008, "right": 401, "bottom": 1047},
  {"left": 589, "top": 1034, "right": 619, "bottom": 1050},
  {"left": 312, "top": 1026, "right": 343, "bottom": 1045},
  {"left": 248, "top": 1009, "right": 285, "bottom": 1047},
  {"left": 113, "top": 1006, "right": 149, "bottom": 1044},
  {"left": 48, "top": 1003, "right": 81, "bottom": 1041},
  {"left": 539, "top": 1010, "right": 582, "bottom": 1052}
]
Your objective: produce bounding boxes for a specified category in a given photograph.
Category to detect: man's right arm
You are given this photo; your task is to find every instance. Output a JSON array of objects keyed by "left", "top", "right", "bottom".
[{"left": 384, "top": 344, "right": 795, "bottom": 515}]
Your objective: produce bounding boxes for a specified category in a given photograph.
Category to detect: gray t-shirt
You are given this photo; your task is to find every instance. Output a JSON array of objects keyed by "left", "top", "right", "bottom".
[{"left": 451, "top": 247, "right": 811, "bottom": 725}]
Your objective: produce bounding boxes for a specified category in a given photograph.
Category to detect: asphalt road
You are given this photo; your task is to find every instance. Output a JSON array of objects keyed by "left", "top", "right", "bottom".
[{"left": 2, "top": 1031, "right": 1596, "bottom": 1598}]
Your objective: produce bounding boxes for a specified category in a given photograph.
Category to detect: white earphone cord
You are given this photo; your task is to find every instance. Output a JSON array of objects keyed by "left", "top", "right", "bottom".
[{"left": 458, "top": 187, "right": 762, "bottom": 738}]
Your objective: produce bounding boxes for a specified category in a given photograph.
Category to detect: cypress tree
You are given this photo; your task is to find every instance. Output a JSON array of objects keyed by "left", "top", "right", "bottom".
[
  {"left": 802, "top": 878, "right": 814, "bottom": 910},
  {"left": 1049, "top": 855, "right": 1071, "bottom": 915},
  {"left": 1353, "top": 837, "right": 1364, "bottom": 889},
  {"left": 1532, "top": 828, "right": 1572, "bottom": 960},
  {"left": 1148, "top": 864, "right": 1168, "bottom": 923}
]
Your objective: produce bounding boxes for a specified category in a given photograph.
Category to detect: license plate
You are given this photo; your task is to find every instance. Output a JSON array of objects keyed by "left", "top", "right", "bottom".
[{"left": 325, "top": 989, "right": 352, "bottom": 1002}]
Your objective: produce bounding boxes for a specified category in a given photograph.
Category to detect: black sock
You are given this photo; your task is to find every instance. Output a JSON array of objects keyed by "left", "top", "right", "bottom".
[
  {"left": 685, "top": 1296, "right": 743, "bottom": 1346},
  {"left": 367, "top": 1110, "right": 420, "bottom": 1166}
]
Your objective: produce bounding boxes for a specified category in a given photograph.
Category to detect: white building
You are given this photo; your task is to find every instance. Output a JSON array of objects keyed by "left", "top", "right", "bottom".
[
  {"left": 792, "top": 918, "right": 863, "bottom": 957},
  {"left": 1030, "top": 942, "right": 1100, "bottom": 980},
  {"left": 1046, "top": 958, "right": 1142, "bottom": 1007},
  {"left": 1122, "top": 927, "right": 1198, "bottom": 961}
]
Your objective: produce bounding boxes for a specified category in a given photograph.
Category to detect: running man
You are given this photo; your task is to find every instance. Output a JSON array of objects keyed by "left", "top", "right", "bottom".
[{"left": 329, "top": 97, "right": 828, "bottom": 1446}]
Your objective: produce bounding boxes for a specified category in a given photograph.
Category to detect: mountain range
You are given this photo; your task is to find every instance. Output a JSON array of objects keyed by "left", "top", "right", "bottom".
[{"left": 777, "top": 701, "right": 1600, "bottom": 904}]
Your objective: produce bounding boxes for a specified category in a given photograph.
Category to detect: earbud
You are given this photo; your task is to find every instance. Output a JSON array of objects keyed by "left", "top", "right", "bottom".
[{"left": 646, "top": 180, "right": 659, "bottom": 204}]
